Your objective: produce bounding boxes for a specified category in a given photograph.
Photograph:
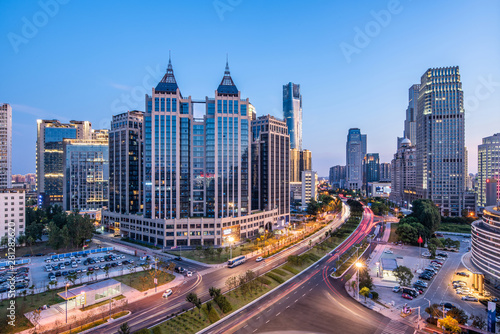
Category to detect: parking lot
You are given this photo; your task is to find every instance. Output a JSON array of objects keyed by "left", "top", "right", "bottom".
[{"left": 370, "top": 233, "right": 488, "bottom": 321}]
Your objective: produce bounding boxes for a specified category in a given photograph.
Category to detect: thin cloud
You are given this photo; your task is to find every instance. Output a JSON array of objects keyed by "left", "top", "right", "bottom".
[
  {"left": 11, "top": 104, "right": 69, "bottom": 122},
  {"left": 109, "top": 82, "right": 134, "bottom": 91}
]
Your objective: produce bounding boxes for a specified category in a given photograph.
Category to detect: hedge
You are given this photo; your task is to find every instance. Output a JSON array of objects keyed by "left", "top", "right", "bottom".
[
  {"left": 257, "top": 276, "right": 271, "bottom": 285},
  {"left": 282, "top": 265, "right": 299, "bottom": 275},
  {"left": 266, "top": 273, "right": 285, "bottom": 284},
  {"left": 272, "top": 268, "right": 287, "bottom": 276}
]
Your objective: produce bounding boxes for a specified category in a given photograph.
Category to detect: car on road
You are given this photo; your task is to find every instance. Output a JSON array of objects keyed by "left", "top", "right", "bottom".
[
  {"left": 462, "top": 295, "right": 478, "bottom": 302},
  {"left": 256, "top": 257, "right": 263, "bottom": 262},
  {"left": 384, "top": 249, "right": 393, "bottom": 254},
  {"left": 174, "top": 256, "right": 182, "bottom": 261},
  {"left": 456, "top": 272, "right": 469, "bottom": 277},
  {"left": 162, "top": 289, "right": 173, "bottom": 298},
  {"left": 402, "top": 293, "right": 413, "bottom": 300},
  {"left": 185, "top": 271, "right": 193, "bottom": 277},
  {"left": 392, "top": 285, "right": 401, "bottom": 293},
  {"left": 440, "top": 302, "right": 456, "bottom": 311}
]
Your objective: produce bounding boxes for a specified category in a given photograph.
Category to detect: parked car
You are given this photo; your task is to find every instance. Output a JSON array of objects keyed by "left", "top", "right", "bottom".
[
  {"left": 437, "top": 252, "right": 448, "bottom": 258},
  {"left": 402, "top": 293, "right": 413, "bottom": 300},
  {"left": 456, "top": 272, "right": 469, "bottom": 277},
  {"left": 185, "top": 271, "right": 193, "bottom": 277},
  {"left": 440, "top": 302, "right": 456, "bottom": 311},
  {"left": 162, "top": 289, "right": 173, "bottom": 298},
  {"left": 419, "top": 274, "right": 431, "bottom": 280},
  {"left": 436, "top": 256, "right": 447, "bottom": 261},
  {"left": 415, "top": 280, "right": 428, "bottom": 287},
  {"left": 392, "top": 285, "right": 401, "bottom": 293},
  {"left": 62, "top": 271, "right": 69, "bottom": 276},
  {"left": 462, "top": 295, "right": 478, "bottom": 302},
  {"left": 55, "top": 271, "right": 62, "bottom": 277},
  {"left": 256, "top": 257, "right": 263, "bottom": 262}
]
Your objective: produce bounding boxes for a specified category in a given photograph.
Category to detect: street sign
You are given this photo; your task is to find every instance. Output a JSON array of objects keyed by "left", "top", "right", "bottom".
[
  {"left": 154, "top": 278, "right": 158, "bottom": 284},
  {"left": 488, "top": 301, "right": 496, "bottom": 333}
]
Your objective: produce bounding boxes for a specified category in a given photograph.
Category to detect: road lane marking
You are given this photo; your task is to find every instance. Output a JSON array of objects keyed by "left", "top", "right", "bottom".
[
  {"left": 276, "top": 312, "right": 280, "bottom": 316},
  {"left": 295, "top": 299, "right": 299, "bottom": 302},
  {"left": 266, "top": 320, "right": 270, "bottom": 324}
]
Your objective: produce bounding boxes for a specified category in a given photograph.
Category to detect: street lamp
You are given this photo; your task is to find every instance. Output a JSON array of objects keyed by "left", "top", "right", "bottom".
[
  {"left": 375, "top": 262, "right": 380, "bottom": 277},
  {"left": 355, "top": 262, "right": 363, "bottom": 301},
  {"left": 228, "top": 236, "right": 234, "bottom": 259},
  {"left": 65, "top": 283, "right": 69, "bottom": 323}
]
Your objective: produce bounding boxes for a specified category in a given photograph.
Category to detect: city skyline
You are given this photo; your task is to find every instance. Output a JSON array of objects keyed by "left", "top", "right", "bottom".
[{"left": 1, "top": 1, "right": 499, "bottom": 177}]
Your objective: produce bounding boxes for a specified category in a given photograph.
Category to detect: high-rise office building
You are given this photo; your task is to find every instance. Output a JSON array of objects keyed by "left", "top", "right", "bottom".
[
  {"left": 301, "top": 170, "right": 318, "bottom": 210},
  {"left": 36, "top": 120, "right": 93, "bottom": 206},
  {"left": 404, "top": 84, "right": 420, "bottom": 145},
  {"left": 251, "top": 115, "right": 290, "bottom": 218},
  {"left": 283, "top": 82, "right": 302, "bottom": 151},
  {"left": 477, "top": 133, "right": 500, "bottom": 210},
  {"left": 346, "top": 128, "right": 366, "bottom": 190},
  {"left": 380, "top": 162, "right": 392, "bottom": 182},
  {"left": 363, "top": 153, "right": 380, "bottom": 183},
  {"left": 0, "top": 104, "right": 12, "bottom": 189},
  {"left": 390, "top": 138, "right": 416, "bottom": 207},
  {"left": 63, "top": 132, "right": 109, "bottom": 211},
  {"left": 290, "top": 148, "right": 312, "bottom": 182},
  {"left": 103, "top": 59, "right": 289, "bottom": 247},
  {"left": 109, "top": 111, "right": 144, "bottom": 215},
  {"left": 416, "top": 66, "right": 472, "bottom": 216},
  {"left": 329, "top": 165, "right": 346, "bottom": 189}
]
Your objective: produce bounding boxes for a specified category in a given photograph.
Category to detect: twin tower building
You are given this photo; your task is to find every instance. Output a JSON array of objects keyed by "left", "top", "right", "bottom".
[{"left": 103, "top": 59, "right": 298, "bottom": 248}]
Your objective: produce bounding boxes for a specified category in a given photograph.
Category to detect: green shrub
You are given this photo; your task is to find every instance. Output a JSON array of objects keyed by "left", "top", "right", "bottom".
[
  {"left": 272, "top": 269, "right": 287, "bottom": 276},
  {"left": 207, "top": 306, "right": 220, "bottom": 323},
  {"left": 257, "top": 276, "right": 271, "bottom": 285},
  {"left": 152, "top": 327, "right": 162, "bottom": 334},
  {"left": 371, "top": 291, "right": 379, "bottom": 300},
  {"left": 282, "top": 265, "right": 299, "bottom": 275},
  {"left": 266, "top": 273, "right": 285, "bottom": 284},
  {"left": 133, "top": 329, "right": 151, "bottom": 334},
  {"left": 214, "top": 295, "right": 232, "bottom": 313}
]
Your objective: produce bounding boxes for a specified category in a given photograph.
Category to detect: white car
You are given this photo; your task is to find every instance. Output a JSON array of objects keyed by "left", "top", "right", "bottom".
[
  {"left": 72, "top": 263, "right": 78, "bottom": 268},
  {"left": 436, "top": 256, "right": 446, "bottom": 261},
  {"left": 384, "top": 249, "right": 393, "bottom": 254},
  {"left": 462, "top": 295, "right": 478, "bottom": 302},
  {"left": 392, "top": 285, "right": 401, "bottom": 293},
  {"left": 45, "top": 265, "right": 52, "bottom": 272},
  {"left": 185, "top": 271, "right": 193, "bottom": 277},
  {"left": 256, "top": 256, "right": 263, "bottom": 262},
  {"left": 162, "top": 289, "right": 173, "bottom": 298}
]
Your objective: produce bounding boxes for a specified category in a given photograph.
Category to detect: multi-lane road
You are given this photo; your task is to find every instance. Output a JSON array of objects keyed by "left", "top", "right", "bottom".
[
  {"left": 90, "top": 206, "right": 351, "bottom": 333},
  {"left": 202, "top": 207, "right": 415, "bottom": 334}
]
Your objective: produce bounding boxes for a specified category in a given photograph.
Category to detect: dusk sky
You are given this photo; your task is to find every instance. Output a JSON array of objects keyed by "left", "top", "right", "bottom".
[{"left": 1, "top": 0, "right": 499, "bottom": 176}]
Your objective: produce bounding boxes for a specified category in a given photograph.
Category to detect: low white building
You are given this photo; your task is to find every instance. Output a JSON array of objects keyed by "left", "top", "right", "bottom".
[
  {"left": 0, "top": 189, "right": 25, "bottom": 240},
  {"left": 301, "top": 170, "right": 318, "bottom": 210}
]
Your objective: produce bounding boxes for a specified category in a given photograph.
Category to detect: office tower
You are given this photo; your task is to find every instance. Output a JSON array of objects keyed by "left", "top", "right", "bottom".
[
  {"left": 251, "top": 115, "right": 290, "bottom": 219},
  {"left": 477, "top": 133, "right": 500, "bottom": 210},
  {"left": 283, "top": 82, "right": 302, "bottom": 150},
  {"left": 36, "top": 120, "right": 93, "bottom": 206},
  {"left": 346, "top": 128, "right": 366, "bottom": 190},
  {"left": 301, "top": 170, "right": 318, "bottom": 210},
  {"left": 329, "top": 165, "right": 346, "bottom": 189},
  {"left": 404, "top": 84, "right": 420, "bottom": 145},
  {"left": 485, "top": 179, "right": 498, "bottom": 207},
  {"left": 63, "top": 131, "right": 109, "bottom": 211},
  {"left": 380, "top": 162, "right": 392, "bottom": 182},
  {"left": 290, "top": 148, "right": 312, "bottom": 182},
  {"left": 0, "top": 104, "right": 12, "bottom": 189},
  {"left": 109, "top": 111, "right": 144, "bottom": 215},
  {"left": 0, "top": 189, "right": 25, "bottom": 239},
  {"left": 363, "top": 153, "right": 380, "bottom": 183},
  {"left": 390, "top": 138, "right": 416, "bottom": 207},
  {"left": 104, "top": 58, "right": 289, "bottom": 247},
  {"left": 416, "top": 66, "right": 470, "bottom": 216}
]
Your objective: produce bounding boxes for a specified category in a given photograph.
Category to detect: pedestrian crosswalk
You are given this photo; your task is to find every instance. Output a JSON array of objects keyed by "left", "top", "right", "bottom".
[{"left": 380, "top": 319, "right": 411, "bottom": 334}]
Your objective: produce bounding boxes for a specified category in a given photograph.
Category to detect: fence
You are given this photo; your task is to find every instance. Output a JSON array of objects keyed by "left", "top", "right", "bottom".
[
  {"left": 50, "top": 247, "right": 114, "bottom": 260},
  {"left": 0, "top": 258, "right": 30, "bottom": 268}
]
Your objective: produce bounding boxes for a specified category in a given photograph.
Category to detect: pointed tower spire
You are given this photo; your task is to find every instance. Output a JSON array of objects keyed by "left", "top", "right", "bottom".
[
  {"left": 218, "top": 55, "right": 238, "bottom": 96},
  {"left": 156, "top": 51, "right": 180, "bottom": 95}
]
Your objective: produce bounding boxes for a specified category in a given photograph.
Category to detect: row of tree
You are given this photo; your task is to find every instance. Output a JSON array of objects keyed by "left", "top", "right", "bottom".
[
  {"left": 395, "top": 199, "right": 441, "bottom": 245},
  {"left": 47, "top": 212, "right": 95, "bottom": 250},
  {"left": 306, "top": 194, "right": 342, "bottom": 216}
]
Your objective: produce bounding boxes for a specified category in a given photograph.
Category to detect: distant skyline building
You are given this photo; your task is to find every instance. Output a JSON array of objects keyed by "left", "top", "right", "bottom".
[
  {"left": 380, "top": 162, "right": 392, "bottom": 182},
  {"left": 415, "top": 66, "right": 473, "bottom": 216},
  {"left": 390, "top": 138, "right": 416, "bottom": 207},
  {"left": 290, "top": 148, "right": 312, "bottom": 182},
  {"left": 404, "top": 84, "right": 420, "bottom": 145},
  {"left": 251, "top": 115, "right": 290, "bottom": 218},
  {"left": 477, "top": 133, "right": 500, "bottom": 210},
  {"left": 283, "top": 82, "right": 302, "bottom": 151},
  {"left": 329, "top": 165, "right": 346, "bottom": 189},
  {"left": 363, "top": 153, "right": 380, "bottom": 184},
  {"left": 63, "top": 133, "right": 109, "bottom": 212},
  {"left": 108, "top": 110, "right": 144, "bottom": 215},
  {"left": 36, "top": 120, "right": 92, "bottom": 206},
  {"left": 0, "top": 104, "right": 12, "bottom": 189},
  {"left": 346, "top": 128, "right": 366, "bottom": 191}
]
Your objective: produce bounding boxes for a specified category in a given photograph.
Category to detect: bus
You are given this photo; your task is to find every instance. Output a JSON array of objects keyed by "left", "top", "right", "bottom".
[{"left": 228, "top": 256, "right": 246, "bottom": 268}]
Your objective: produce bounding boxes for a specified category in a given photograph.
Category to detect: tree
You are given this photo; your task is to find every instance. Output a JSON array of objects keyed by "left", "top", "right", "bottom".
[
  {"left": 103, "top": 266, "right": 110, "bottom": 279},
  {"left": 447, "top": 307, "right": 468, "bottom": 325},
  {"left": 425, "top": 303, "right": 443, "bottom": 318},
  {"left": 438, "top": 316, "right": 461, "bottom": 333},
  {"left": 359, "top": 287, "right": 370, "bottom": 301},
  {"left": 359, "top": 268, "right": 373, "bottom": 290},
  {"left": 225, "top": 276, "right": 238, "bottom": 291},
  {"left": 411, "top": 199, "right": 441, "bottom": 233},
  {"left": 209, "top": 287, "right": 221, "bottom": 298},
  {"left": 395, "top": 223, "right": 418, "bottom": 245},
  {"left": 60, "top": 225, "right": 70, "bottom": 250},
  {"left": 117, "top": 322, "right": 131, "bottom": 334},
  {"left": 392, "top": 266, "right": 413, "bottom": 287},
  {"left": 470, "top": 314, "right": 486, "bottom": 330},
  {"left": 47, "top": 221, "right": 61, "bottom": 250},
  {"left": 186, "top": 292, "right": 199, "bottom": 312},
  {"left": 427, "top": 238, "right": 443, "bottom": 258}
]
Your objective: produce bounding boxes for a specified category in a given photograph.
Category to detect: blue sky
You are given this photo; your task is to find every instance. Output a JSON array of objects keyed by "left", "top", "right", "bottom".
[{"left": 1, "top": 0, "right": 499, "bottom": 176}]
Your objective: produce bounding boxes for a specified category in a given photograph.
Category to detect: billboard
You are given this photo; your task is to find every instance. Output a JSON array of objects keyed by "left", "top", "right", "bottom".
[
  {"left": 222, "top": 225, "right": 241, "bottom": 244},
  {"left": 488, "top": 301, "right": 496, "bottom": 333}
]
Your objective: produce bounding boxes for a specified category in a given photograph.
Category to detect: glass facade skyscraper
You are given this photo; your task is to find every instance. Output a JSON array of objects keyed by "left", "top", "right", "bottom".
[
  {"left": 0, "top": 103, "right": 12, "bottom": 189},
  {"left": 477, "top": 133, "right": 500, "bottom": 210},
  {"left": 346, "top": 128, "right": 366, "bottom": 190},
  {"left": 404, "top": 84, "right": 420, "bottom": 145},
  {"left": 283, "top": 82, "right": 302, "bottom": 151}
]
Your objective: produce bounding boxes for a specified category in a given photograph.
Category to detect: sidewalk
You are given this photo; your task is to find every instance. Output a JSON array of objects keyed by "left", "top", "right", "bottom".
[{"left": 24, "top": 272, "right": 185, "bottom": 332}]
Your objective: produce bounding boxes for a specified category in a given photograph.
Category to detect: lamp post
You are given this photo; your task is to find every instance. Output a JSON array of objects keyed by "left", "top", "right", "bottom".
[
  {"left": 375, "top": 262, "right": 380, "bottom": 277},
  {"left": 65, "top": 283, "right": 69, "bottom": 323},
  {"left": 228, "top": 236, "right": 234, "bottom": 259},
  {"left": 355, "top": 262, "right": 363, "bottom": 301}
]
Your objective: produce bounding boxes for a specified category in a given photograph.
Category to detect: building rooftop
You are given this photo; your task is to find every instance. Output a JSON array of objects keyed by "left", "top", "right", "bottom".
[{"left": 58, "top": 279, "right": 120, "bottom": 300}]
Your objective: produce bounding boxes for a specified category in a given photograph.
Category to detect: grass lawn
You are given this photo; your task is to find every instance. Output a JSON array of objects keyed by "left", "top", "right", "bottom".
[
  {"left": 438, "top": 222, "right": 471, "bottom": 234},
  {"left": 113, "top": 270, "right": 175, "bottom": 291},
  {"left": 388, "top": 222, "right": 399, "bottom": 243},
  {"left": 61, "top": 311, "right": 129, "bottom": 334},
  {"left": 78, "top": 294, "right": 126, "bottom": 311}
]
